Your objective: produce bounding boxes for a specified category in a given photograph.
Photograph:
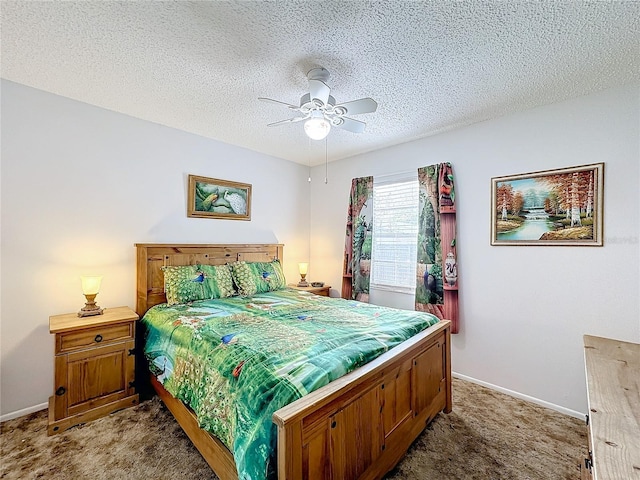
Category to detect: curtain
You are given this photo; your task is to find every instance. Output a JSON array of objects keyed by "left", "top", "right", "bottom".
[
  {"left": 342, "top": 176, "right": 373, "bottom": 302},
  {"left": 415, "top": 163, "right": 459, "bottom": 333}
]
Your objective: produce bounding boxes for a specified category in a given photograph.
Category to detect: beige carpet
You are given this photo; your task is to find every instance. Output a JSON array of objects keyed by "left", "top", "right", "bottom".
[{"left": 1, "top": 378, "right": 587, "bottom": 479}]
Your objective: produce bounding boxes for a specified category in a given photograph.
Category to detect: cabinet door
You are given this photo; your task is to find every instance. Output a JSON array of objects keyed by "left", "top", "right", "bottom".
[{"left": 53, "top": 340, "right": 135, "bottom": 419}]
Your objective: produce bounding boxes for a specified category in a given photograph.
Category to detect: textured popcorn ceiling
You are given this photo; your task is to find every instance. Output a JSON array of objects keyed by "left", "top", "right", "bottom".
[{"left": 2, "top": 1, "right": 639, "bottom": 166}]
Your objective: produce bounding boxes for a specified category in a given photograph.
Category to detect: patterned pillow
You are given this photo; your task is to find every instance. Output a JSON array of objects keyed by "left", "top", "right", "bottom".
[
  {"left": 230, "top": 261, "right": 258, "bottom": 296},
  {"left": 249, "top": 260, "right": 287, "bottom": 293},
  {"left": 162, "top": 264, "right": 236, "bottom": 305},
  {"left": 230, "top": 260, "right": 287, "bottom": 296},
  {"left": 162, "top": 265, "right": 206, "bottom": 305},
  {"left": 199, "top": 264, "right": 236, "bottom": 299}
]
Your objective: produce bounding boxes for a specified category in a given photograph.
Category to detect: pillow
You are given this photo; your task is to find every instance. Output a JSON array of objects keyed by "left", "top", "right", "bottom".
[
  {"left": 247, "top": 260, "right": 287, "bottom": 294},
  {"left": 230, "top": 261, "right": 258, "bottom": 296},
  {"left": 230, "top": 260, "right": 286, "bottom": 296},
  {"left": 162, "top": 265, "right": 205, "bottom": 305},
  {"left": 162, "top": 264, "right": 236, "bottom": 305},
  {"left": 199, "top": 264, "right": 236, "bottom": 299}
]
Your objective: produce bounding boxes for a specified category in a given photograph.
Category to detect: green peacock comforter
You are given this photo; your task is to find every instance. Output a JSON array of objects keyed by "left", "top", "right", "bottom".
[{"left": 141, "top": 288, "right": 440, "bottom": 480}]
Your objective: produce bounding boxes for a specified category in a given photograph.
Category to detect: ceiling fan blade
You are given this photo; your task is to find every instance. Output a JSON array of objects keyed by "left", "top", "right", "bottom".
[
  {"left": 308, "top": 79, "right": 330, "bottom": 106},
  {"left": 267, "top": 116, "right": 307, "bottom": 127},
  {"left": 334, "top": 98, "right": 378, "bottom": 115},
  {"left": 258, "top": 97, "right": 299, "bottom": 110},
  {"left": 334, "top": 116, "right": 366, "bottom": 134}
]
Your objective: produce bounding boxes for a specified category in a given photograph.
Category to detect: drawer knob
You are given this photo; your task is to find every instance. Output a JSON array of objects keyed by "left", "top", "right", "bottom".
[
  {"left": 56, "top": 386, "right": 66, "bottom": 396},
  {"left": 94, "top": 334, "right": 103, "bottom": 343}
]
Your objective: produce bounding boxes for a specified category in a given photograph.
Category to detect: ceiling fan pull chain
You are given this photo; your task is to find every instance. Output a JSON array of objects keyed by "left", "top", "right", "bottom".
[
  {"left": 325, "top": 138, "right": 328, "bottom": 184},
  {"left": 308, "top": 137, "right": 312, "bottom": 183}
]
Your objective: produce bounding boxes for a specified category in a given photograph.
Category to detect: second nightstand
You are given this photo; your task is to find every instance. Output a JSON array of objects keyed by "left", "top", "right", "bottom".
[
  {"left": 48, "top": 306, "right": 139, "bottom": 435},
  {"left": 288, "top": 284, "right": 331, "bottom": 297}
]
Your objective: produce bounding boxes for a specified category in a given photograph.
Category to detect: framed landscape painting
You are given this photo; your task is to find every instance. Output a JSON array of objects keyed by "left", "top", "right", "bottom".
[
  {"left": 491, "top": 163, "right": 604, "bottom": 246},
  {"left": 187, "top": 175, "right": 252, "bottom": 220}
]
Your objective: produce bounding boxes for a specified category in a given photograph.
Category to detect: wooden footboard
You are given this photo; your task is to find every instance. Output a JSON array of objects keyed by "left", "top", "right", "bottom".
[{"left": 273, "top": 320, "right": 451, "bottom": 480}]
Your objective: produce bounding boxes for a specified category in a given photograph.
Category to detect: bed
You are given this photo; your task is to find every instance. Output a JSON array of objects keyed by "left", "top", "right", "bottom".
[{"left": 135, "top": 243, "right": 451, "bottom": 480}]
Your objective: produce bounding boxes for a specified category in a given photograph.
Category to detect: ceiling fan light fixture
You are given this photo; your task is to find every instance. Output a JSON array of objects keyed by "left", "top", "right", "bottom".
[
  {"left": 260, "top": 67, "right": 377, "bottom": 138},
  {"left": 304, "top": 112, "right": 331, "bottom": 140}
]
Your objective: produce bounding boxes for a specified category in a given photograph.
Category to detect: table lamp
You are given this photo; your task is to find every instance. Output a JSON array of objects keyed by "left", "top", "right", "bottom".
[
  {"left": 78, "top": 275, "right": 104, "bottom": 317},
  {"left": 298, "top": 263, "right": 309, "bottom": 287}
]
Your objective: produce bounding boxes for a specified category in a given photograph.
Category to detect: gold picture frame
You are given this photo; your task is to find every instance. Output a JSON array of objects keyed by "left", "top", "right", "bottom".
[
  {"left": 491, "top": 163, "right": 604, "bottom": 246},
  {"left": 187, "top": 175, "right": 252, "bottom": 220}
]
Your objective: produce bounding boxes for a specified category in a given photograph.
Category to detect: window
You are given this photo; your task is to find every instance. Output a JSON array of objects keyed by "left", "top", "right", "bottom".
[{"left": 370, "top": 173, "right": 418, "bottom": 293}]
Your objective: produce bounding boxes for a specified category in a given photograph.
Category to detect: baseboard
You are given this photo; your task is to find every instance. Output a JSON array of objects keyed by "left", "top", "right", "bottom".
[
  {"left": 1, "top": 402, "right": 48, "bottom": 423},
  {"left": 452, "top": 372, "right": 585, "bottom": 420},
  {"left": 1, "top": 375, "right": 585, "bottom": 423}
]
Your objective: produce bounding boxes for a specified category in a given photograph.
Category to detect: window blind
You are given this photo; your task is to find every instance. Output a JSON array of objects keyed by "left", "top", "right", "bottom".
[{"left": 370, "top": 176, "right": 418, "bottom": 293}]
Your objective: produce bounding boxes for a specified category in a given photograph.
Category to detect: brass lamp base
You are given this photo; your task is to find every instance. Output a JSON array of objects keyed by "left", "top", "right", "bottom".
[
  {"left": 78, "top": 294, "right": 104, "bottom": 317},
  {"left": 78, "top": 307, "right": 103, "bottom": 317},
  {"left": 297, "top": 273, "right": 309, "bottom": 287}
]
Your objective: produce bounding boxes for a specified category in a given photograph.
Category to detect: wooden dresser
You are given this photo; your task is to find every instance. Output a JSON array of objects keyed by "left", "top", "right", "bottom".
[
  {"left": 48, "top": 306, "right": 139, "bottom": 435},
  {"left": 582, "top": 335, "right": 640, "bottom": 479}
]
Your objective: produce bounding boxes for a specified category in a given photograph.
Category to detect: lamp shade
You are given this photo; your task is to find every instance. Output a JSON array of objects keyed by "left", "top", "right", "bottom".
[
  {"left": 81, "top": 275, "right": 102, "bottom": 295},
  {"left": 304, "top": 112, "right": 331, "bottom": 140},
  {"left": 298, "top": 263, "right": 308, "bottom": 275}
]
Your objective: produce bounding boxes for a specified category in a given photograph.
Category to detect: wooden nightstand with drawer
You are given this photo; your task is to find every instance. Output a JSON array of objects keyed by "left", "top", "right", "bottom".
[
  {"left": 48, "top": 306, "right": 139, "bottom": 435},
  {"left": 288, "top": 284, "right": 331, "bottom": 297}
]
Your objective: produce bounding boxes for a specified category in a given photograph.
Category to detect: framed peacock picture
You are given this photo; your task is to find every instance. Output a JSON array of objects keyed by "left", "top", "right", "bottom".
[{"left": 188, "top": 175, "right": 252, "bottom": 220}]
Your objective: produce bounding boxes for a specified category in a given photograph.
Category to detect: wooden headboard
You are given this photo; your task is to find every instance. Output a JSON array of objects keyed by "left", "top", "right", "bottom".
[{"left": 135, "top": 243, "right": 284, "bottom": 317}]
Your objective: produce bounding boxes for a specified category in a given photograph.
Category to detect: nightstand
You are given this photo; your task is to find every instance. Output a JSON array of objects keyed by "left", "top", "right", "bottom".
[
  {"left": 48, "top": 306, "right": 139, "bottom": 435},
  {"left": 288, "top": 284, "right": 331, "bottom": 297}
]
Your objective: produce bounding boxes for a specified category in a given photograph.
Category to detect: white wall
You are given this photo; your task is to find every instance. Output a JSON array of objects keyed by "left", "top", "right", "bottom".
[
  {"left": 309, "top": 83, "right": 640, "bottom": 415},
  {"left": 3, "top": 80, "right": 638, "bottom": 419},
  {"left": 0, "top": 80, "right": 311, "bottom": 417}
]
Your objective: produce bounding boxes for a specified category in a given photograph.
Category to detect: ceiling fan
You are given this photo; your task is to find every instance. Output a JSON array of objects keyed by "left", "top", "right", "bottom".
[{"left": 259, "top": 67, "right": 378, "bottom": 140}]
